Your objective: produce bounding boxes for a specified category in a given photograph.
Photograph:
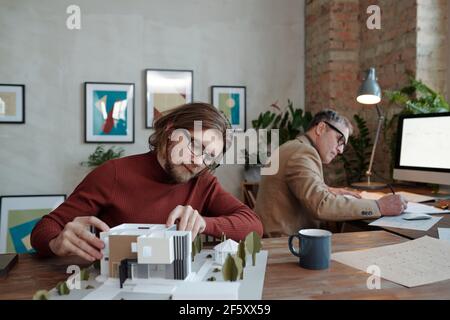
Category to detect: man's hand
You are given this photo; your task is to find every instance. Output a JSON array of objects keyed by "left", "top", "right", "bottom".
[
  {"left": 49, "top": 216, "right": 110, "bottom": 262},
  {"left": 328, "top": 187, "right": 362, "bottom": 199},
  {"left": 166, "top": 205, "right": 206, "bottom": 240},
  {"left": 377, "top": 194, "right": 408, "bottom": 216}
]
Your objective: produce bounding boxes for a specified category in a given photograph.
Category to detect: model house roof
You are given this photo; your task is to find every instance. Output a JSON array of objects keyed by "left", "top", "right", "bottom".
[
  {"left": 105, "top": 224, "right": 175, "bottom": 236},
  {"left": 214, "top": 239, "right": 239, "bottom": 252}
]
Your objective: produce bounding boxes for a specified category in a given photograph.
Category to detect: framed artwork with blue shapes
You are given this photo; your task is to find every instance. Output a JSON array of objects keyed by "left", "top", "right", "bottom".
[
  {"left": 85, "top": 82, "right": 135, "bottom": 143},
  {"left": 0, "top": 195, "right": 66, "bottom": 253},
  {"left": 211, "top": 85, "right": 246, "bottom": 131}
]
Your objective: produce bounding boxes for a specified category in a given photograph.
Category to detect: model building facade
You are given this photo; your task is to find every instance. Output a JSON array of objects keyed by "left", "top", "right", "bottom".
[{"left": 100, "top": 224, "right": 192, "bottom": 285}]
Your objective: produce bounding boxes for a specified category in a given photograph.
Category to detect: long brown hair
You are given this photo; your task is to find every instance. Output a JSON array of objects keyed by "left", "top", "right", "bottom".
[{"left": 148, "top": 102, "right": 231, "bottom": 152}]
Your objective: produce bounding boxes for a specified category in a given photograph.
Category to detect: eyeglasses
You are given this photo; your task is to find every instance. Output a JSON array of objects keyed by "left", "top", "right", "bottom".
[
  {"left": 182, "top": 132, "right": 221, "bottom": 171},
  {"left": 323, "top": 121, "right": 347, "bottom": 149}
]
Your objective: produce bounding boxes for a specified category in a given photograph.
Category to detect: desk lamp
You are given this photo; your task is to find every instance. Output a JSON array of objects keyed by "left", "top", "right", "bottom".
[{"left": 351, "top": 68, "right": 387, "bottom": 189}]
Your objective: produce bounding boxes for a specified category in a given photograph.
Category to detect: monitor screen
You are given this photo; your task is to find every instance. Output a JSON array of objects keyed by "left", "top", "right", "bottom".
[{"left": 394, "top": 112, "right": 450, "bottom": 186}]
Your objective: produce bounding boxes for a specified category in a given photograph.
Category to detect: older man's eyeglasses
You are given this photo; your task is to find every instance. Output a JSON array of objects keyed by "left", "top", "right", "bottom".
[{"left": 323, "top": 121, "right": 347, "bottom": 149}]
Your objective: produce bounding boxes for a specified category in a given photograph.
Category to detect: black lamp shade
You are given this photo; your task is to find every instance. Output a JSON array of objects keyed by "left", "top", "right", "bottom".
[{"left": 357, "top": 68, "right": 381, "bottom": 104}]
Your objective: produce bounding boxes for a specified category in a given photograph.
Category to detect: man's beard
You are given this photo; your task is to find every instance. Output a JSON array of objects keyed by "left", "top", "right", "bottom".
[
  {"left": 164, "top": 145, "right": 204, "bottom": 183},
  {"left": 164, "top": 160, "right": 195, "bottom": 184}
]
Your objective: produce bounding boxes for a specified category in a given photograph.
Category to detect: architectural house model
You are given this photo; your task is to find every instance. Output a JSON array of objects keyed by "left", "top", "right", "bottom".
[
  {"left": 42, "top": 223, "right": 267, "bottom": 300},
  {"left": 214, "top": 239, "right": 238, "bottom": 265},
  {"left": 99, "top": 223, "right": 191, "bottom": 287}
]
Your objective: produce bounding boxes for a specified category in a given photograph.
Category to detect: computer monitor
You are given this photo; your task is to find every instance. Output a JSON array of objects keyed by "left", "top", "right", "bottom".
[{"left": 393, "top": 112, "right": 450, "bottom": 191}]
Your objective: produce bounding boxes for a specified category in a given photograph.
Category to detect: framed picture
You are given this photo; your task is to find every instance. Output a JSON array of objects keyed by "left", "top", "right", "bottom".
[
  {"left": 85, "top": 82, "right": 135, "bottom": 143},
  {"left": 211, "top": 86, "right": 246, "bottom": 131},
  {"left": 0, "top": 84, "right": 25, "bottom": 124},
  {"left": 0, "top": 194, "right": 66, "bottom": 253},
  {"left": 145, "top": 69, "right": 193, "bottom": 128}
]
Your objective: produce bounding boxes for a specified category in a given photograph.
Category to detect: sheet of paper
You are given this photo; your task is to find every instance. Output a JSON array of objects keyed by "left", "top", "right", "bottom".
[
  {"left": 332, "top": 236, "right": 450, "bottom": 287},
  {"left": 438, "top": 228, "right": 450, "bottom": 243},
  {"left": 369, "top": 214, "right": 442, "bottom": 231},
  {"left": 404, "top": 202, "right": 450, "bottom": 215},
  {"left": 396, "top": 191, "right": 435, "bottom": 203},
  {"left": 360, "top": 191, "right": 440, "bottom": 203},
  {"left": 360, "top": 191, "right": 385, "bottom": 200}
]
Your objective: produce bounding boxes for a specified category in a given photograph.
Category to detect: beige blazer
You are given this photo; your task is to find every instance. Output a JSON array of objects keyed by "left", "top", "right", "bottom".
[{"left": 255, "top": 135, "right": 381, "bottom": 237}]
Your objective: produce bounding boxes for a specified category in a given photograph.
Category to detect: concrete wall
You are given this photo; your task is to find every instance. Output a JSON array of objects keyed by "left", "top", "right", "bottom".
[
  {"left": 447, "top": 0, "right": 450, "bottom": 102},
  {"left": 417, "top": 0, "right": 448, "bottom": 98},
  {"left": 0, "top": 0, "right": 306, "bottom": 198}
]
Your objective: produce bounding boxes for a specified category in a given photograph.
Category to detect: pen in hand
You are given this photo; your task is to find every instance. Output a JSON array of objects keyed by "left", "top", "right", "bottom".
[
  {"left": 387, "top": 184, "right": 396, "bottom": 195},
  {"left": 387, "top": 184, "right": 409, "bottom": 213}
]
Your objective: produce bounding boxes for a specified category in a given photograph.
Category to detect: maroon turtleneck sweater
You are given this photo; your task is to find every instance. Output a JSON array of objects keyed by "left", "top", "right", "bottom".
[{"left": 31, "top": 151, "right": 263, "bottom": 257}]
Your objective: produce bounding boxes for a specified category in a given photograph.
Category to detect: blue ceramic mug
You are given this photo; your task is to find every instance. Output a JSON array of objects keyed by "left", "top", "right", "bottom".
[{"left": 288, "top": 229, "right": 332, "bottom": 270}]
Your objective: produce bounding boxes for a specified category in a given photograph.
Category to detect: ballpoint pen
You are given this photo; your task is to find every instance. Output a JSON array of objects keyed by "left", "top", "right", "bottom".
[{"left": 387, "top": 184, "right": 395, "bottom": 195}]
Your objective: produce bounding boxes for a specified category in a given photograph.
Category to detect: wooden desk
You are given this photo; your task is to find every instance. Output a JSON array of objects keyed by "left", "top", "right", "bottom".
[
  {"left": 262, "top": 231, "right": 450, "bottom": 299},
  {"left": 0, "top": 255, "right": 90, "bottom": 300},
  {"left": 1, "top": 231, "right": 450, "bottom": 300}
]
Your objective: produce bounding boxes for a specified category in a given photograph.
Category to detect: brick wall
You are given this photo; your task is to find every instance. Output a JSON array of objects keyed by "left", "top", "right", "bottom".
[
  {"left": 305, "top": 0, "right": 333, "bottom": 114},
  {"left": 358, "top": 0, "right": 418, "bottom": 181},
  {"left": 305, "top": 0, "right": 448, "bottom": 185},
  {"left": 306, "top": 0, "right": 361, "bottom": 119}
]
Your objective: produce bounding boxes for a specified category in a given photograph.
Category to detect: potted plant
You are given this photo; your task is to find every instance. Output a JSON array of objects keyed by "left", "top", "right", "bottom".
[
  {"left": 244, "top": 100, "right": 312, "bottom": 182},
  {"left": 80, "top": 145, "right": 125, "bottom": 168},
  {"left": 338, "top": 114, "right": 373, "bottom": 185}
]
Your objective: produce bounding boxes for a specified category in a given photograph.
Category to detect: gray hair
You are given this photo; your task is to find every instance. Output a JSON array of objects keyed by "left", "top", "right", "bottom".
[{"left": 306, "top": 109, "right": 353, "bottom": 136}]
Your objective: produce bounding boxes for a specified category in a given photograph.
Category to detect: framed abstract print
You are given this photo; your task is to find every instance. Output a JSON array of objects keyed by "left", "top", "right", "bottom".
[
  {"left": 85, "top": 82, "right": 134, "bottom": 143},
  {"left": 0, "top": 84, "right": 25, "bottom": 124},
  {"left": 145, "top": 69, "right": 193, "bottom": 128},
  {"left": 0, "top": 194, "right": 66, "bottom": 253},
  {"left": 211, "top": 86, "right": 246, "bottom": 131}
]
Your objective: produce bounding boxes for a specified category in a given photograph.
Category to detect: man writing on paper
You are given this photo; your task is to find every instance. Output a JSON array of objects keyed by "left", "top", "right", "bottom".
[
  {"left": 31, "top": 103, "right": 263, "bottom": 261},
  {"left": 255, "top": 109, "right": 407, "bottom": 237}
]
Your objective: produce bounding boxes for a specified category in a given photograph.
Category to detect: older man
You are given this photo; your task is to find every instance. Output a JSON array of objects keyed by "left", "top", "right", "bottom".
[
  {"left": 31, "top": 102, "right": 263, "bottom": 261},
  {"left": 255, "top": 109, "right": 406, "bottom": 237}
]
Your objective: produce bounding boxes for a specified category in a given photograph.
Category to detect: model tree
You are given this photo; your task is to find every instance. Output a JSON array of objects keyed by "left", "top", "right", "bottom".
[
  {"left": 56, "top": 281, "right": 70, "bottom": 295},
  {"left": 32, "top": 290, "right": 49, "bottom": 300},
  {"left": 80, "top": 268, "right": 90, "bottom": 281},
  {"left": 237, "top": 240, "right": 247, "bottom": 279},
  {"left": 191, "top": 234, "right": 203, "bottom": 261},
  {"left": 222, "top": 254, "right": 243, "bottom": 282},
  {"left": 245, "top": 231, "right": 262, "bottom": 266}
]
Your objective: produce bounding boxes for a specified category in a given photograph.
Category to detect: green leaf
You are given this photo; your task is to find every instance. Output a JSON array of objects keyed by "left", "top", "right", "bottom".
[
  {"left": 250, "top": 100, "right": 309, "bottom": 146},
  {"left": 338, "top": 114, "right": 373, "bottom": 185},
  {"left": 273, "top": 114, "right": 282, "bottom": 128},
  {"left": 80, "top": 145, "right": 124, "bottom": 167}
]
